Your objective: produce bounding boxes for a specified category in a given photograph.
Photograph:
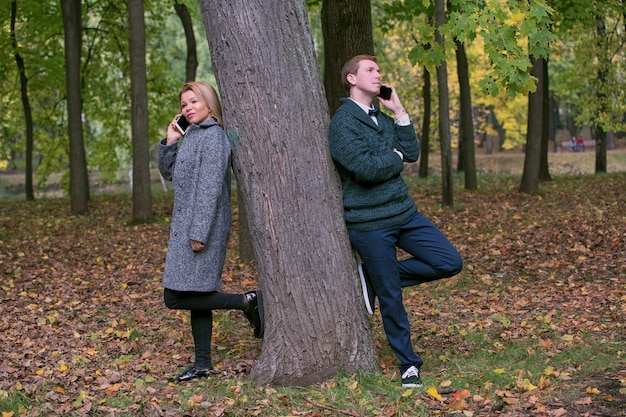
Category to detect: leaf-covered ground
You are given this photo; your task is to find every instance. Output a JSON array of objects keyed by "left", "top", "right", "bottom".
[{"left": 0, "top": 173, "right": 624, "bottom": 417}]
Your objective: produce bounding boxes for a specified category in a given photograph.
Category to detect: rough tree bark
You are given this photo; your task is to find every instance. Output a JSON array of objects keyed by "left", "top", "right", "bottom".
[{"left": 201, "top": 0, "right": 378, "bottom": 386}]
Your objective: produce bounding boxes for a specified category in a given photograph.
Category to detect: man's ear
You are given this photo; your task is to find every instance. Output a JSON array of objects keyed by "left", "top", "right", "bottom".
[{"left": 346, "top": 73, "right": 356, "bottom": 86}]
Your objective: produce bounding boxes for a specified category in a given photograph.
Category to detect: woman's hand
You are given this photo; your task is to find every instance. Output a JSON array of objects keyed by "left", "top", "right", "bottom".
[
  {"left": 165, "top": 114, "right": 184, "bottom": 145},
  {"left": 190, "top": 239, "right": 205, "bottom": 252}
]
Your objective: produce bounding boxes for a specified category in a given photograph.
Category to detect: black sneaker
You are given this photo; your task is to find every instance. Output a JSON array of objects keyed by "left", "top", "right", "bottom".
[
  {"left": 244, "top": 291, "right": 265, "bottom": 339},
  {"left": 169, "top": 366, "right": 211, "bottom": 383},
  {"left": 401, "top": 366, "right": 423, "bottom": 388},
  {"left": 358, "top": 263, "right": 376, "bottom": 315}
]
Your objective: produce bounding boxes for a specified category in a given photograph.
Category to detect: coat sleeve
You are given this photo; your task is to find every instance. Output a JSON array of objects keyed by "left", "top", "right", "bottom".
[{"left": 158, "top": 138, "right": 178, "bottom": 181}]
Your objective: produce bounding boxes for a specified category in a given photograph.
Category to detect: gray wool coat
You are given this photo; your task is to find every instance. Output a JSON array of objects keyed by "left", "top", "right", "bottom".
[{"left": 158, "top": 118, "right": 232, "bottom": 292}]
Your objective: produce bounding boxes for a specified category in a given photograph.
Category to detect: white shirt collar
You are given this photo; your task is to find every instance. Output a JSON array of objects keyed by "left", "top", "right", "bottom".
[{"left": 349, "top": 98, "right": 375, "bottom": 114}]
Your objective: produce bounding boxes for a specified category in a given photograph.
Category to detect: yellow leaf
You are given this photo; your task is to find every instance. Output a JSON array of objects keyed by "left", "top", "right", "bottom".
[
  {"left": 440, "top": 380, "right": 452, "bottom": 387},
  {"left": 493, "top": 368, "right": 505, "bottom": 374},
  {"left": 517, "top": 378, "right": 537, "bottom": 392},
  {"left": 3, "top": 412, "right": 15, "bottom": 417},
  {"left": 586, "top": 386, "right": 601, "bottom": 395},
  {"left": 58, "top": 363, "right": 68, "bottom": 372},
  {"left": 402, "top": 388, "right": 413, "bottom": 397},
  {"left": 426, "top": 385, "right": 442, "bottom": 400},
  {"left": 55, "top": 386, "right": 65, "bottom": 394}
]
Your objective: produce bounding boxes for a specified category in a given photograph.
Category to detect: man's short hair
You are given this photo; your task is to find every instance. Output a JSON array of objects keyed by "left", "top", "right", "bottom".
[{"left": 341, "top": 54, "right": 377, "bottom": 90}]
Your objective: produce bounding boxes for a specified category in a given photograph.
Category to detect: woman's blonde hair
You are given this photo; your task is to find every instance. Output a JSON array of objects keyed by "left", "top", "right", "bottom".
[{"left": 179, "top": 82, "right": 223, "bottom": 126}]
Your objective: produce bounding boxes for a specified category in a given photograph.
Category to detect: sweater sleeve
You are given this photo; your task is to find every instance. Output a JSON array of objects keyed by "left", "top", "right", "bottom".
[
  {"left": 394, "top": 122, "right": 420, "bottom": 163},
  {"left": 329, "top": 111, "right": 406, "bottom": 184}
]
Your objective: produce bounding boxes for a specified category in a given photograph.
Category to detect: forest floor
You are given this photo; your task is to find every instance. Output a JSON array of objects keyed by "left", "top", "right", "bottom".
[{"left": 0, "top": 155, "right": 625, "bottom": 416}]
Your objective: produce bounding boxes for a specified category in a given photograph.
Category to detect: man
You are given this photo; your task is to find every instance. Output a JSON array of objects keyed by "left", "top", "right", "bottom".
[{"left": 328, "top": 55, "right": 463, "bottom": 388}]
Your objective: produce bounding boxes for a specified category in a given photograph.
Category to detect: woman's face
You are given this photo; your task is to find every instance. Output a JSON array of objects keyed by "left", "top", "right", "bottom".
[{"left": 180, "top": 90, "right": 211, "bottom": 124}]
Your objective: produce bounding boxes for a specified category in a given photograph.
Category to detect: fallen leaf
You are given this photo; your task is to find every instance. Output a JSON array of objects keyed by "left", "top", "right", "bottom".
[{"left": 426, "top": 385, "right": 442, "bottom": 400}]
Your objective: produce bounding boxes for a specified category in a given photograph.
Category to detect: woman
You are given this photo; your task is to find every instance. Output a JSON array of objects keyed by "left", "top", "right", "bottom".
[{"left": 158, "top": 81, "right": 264, "bottom": 383}]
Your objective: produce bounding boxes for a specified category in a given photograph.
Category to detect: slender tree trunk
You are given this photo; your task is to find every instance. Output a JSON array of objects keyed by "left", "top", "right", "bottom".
[
  {"left": 321, "top": 0, "right": 374, "bottom": 116},
  {"left": 520, "top": 56, "right": 543, "bottom": 194},
  {"left": 60, "top": 0, "right": 89, "bottom": 213},
  {"left": 128, "top": 0, "right": 152, "bottom": 221},
  {"left": 174, "top": 1, "right": 198, "bottom": 82},
  {"left": 201, "top": 0, "right": 377, "bottom": 386},
  {"left": 455, "top": 39, "right": 477, "bottom": 190},
  {"left": 419, "top": 66, "right": 431, "bottom": 178},
  {"left": 435, "top": 0, "right": 453, "bottom": 206},
  {"left": 539, "top": 56, "right": 551, "bottom": 182},
  {"left": 11, "top": 1, "right": 34, "bottom": 202},
  {"left": 594, "top": 16, "right": 608, "bottom": 173}
]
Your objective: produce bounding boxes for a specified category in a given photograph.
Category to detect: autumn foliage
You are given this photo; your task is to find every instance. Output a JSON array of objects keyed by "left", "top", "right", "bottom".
[{"left": 1, "top": 173, "right": 624, "bottom": 416}]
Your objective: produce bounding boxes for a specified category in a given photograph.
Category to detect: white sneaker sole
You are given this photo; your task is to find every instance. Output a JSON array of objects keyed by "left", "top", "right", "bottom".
[{"left": 358, "top": 263, "right": 374, "bottom": 315}]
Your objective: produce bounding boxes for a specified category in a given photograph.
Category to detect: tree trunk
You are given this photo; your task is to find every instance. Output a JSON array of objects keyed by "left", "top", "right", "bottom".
[
  {"left": 594, "top": 16, "right": 608, "bottom": 174},
  {"left": 11, "top": 1, "right": 34, "bottom": 202},
  {"left": 60, "top": 0, "right": 89, "bottom": 213},
  {"left": 520, "top": 56, "right": 543, "bottom": 194},
  {"left": 174, "top": 1, "right": 198, "bottom": 82},
  {"left": 455, "top": 39, "right": 477, "bottom": 190},
  {"left": 236, "top": 186, "right": 255, "bottom": 263},
  {"left": 128, "top": 0, "right": 152, "bottom": 221},
  {"left": 435, "top": 0, "right": 453, "bottom": 206},
  {"left": 321, "top": 0, "right": 374, "bottom": 116},
  {"left": 201, "top": 0, "right": 378, "bottom": 386},
  {"left": 539, "top": 56, "right": 551, "bottom": 182},
  {"left": 419, "top": 66, "right": 431, "bottom": 178}
]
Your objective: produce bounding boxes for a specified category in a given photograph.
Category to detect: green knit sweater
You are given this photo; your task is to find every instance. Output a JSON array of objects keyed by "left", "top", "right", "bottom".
[{"left": 328, "top": 98, "right": 420, "bottom": 231}]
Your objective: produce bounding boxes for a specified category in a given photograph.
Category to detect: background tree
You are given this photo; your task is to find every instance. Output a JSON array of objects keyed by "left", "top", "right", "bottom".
[
  {"left": 201, "top": 0, "right": 378, "bottom": 386},
  {"left": 539, "top": 56, "right": 551, "bottom": 182},
  {"left": 60, "top": 0, "right": 89, "bottom": 213},
  {"left": 127, "top": 0, "right": 152, "bottom": 221},
  {"left": 10, "top": 1, "right": 35, "bottom": 202},
  {"left": 174, "top": 0, "right": 198, "bottom": 82},
  {"left": 321, "top": 0, "right": 374, "bottom": 115},
  {"left": 434, "top": 0, "right": 454, "bottom": 206},
  {"left": 520, "top": 56, "right": 545, "bottom": 194},
  {"left": 455, "top": 38, "right": 477, "bottom": 190}
]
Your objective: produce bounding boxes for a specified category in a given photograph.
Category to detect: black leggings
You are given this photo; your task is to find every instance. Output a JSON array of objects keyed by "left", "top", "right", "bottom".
[{"left": 164, "top": 288, "right": 246, "bottom": 369}]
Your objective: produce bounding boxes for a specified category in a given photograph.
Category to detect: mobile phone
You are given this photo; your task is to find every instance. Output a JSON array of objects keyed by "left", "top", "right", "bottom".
[
  {"left": 175, "top": 115, "right": 190, "bottom": 134},
  {"left": 378, "top": 86, "right": 392, "bottom": 100}
]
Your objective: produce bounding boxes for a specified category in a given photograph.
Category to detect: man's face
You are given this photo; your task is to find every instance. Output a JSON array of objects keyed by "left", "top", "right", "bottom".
[{"left": 348, "top": 59, "right": 381, "bottom": 96}]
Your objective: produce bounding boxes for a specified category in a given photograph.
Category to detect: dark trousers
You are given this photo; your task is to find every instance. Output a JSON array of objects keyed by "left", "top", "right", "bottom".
[
  {"left": 164, "top": 289, "right": 245, "bottom": 369},
  {"left": 349, "top": 211, "right": 463, "bottom": 372}
]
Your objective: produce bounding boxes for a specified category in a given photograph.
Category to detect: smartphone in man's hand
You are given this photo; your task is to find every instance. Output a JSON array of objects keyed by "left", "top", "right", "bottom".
[{"left": 378, "top": 86, "right": 392, "bottom": 100}]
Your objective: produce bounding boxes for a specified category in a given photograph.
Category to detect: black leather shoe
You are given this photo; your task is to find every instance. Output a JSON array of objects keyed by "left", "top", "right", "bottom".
[
  {"left": 169, "top": 366, "right": 211, "bottom": 383},
  {"left": 244, "top": 291, "right": 265, "bottom": 339}
]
